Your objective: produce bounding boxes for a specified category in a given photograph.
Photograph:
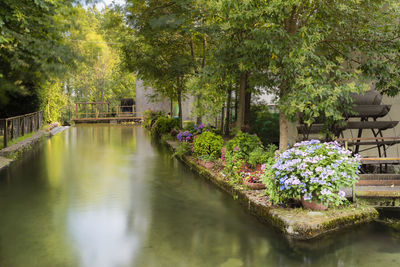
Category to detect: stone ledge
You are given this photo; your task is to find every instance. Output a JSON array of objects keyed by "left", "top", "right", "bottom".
[
  {"left": 165, "top": 139, "right": 378, "bottom": 240},
  {"left": 0, "top": 123, "right": 64, "bottom": 170},
  {"left": 0, "top": 156, "right": 12, "bottom": 172}
]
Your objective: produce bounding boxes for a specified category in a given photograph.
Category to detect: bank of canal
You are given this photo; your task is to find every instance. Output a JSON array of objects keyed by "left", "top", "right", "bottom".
[{"left": 1, "top": 125, "right": 400, "bottom": 267}]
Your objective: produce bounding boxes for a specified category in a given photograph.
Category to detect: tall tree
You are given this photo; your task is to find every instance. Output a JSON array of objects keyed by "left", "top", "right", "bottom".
[
  {"left": 0, "top": 0, "right": 76, "bottom": 117},
  {"left": 123, "top": 0, "right": 203, "bottom": 128},
  {"left": 199, "top": 0, "right": 400, "bottom": 150}
]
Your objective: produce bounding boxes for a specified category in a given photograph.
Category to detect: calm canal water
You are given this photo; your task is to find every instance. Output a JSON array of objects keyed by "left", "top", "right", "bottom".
[{"left": 1, "top": 125, "right": 400, "bottom": 267}]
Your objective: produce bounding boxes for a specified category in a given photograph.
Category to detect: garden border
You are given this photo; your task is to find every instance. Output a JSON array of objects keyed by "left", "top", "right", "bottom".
[{"left": 164, "top": 139, "right": 378, "bottom": 240}]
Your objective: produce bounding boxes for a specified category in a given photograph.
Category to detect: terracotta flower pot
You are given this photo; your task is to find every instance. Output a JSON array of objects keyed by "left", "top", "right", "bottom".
[
  {"left": 199, "top": 160, "right": 215, "bottom": 169},
  {"left": 242, "top": 178, "right": 266, "bottom": 190},
  {"left": 301, "top": 196, "right": 328, "bottom": 211}
]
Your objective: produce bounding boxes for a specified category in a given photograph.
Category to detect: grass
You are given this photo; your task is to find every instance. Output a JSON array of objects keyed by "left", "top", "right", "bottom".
[
  {"left": 0, "top": 124, "right": 49, "bottom": 149},
  {"left": 7, "top": 131, "right": 36, "bottom": 147}
]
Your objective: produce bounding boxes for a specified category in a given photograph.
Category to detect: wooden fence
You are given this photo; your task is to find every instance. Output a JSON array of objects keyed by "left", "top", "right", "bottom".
[
  {"left": 0, "top": 110, "right": 44, "bottom": 148},
  {"left": 73, "top": 102, "right": 139, "bottom": 119}
]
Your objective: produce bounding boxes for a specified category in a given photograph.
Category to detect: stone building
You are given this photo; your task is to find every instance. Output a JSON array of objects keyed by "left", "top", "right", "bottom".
[{"left": 135, "top": 78, "right": 194, "bottom": 121}]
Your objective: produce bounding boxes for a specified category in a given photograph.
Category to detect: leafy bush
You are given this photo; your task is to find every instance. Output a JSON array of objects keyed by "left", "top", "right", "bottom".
[
  {"left": 173, "top": 142, "right": 192, "bottom": 158},
  {"left": 222, "top": 149, "right": 244, "bottom": 185},
  {"left": 183, "top": 121, "right": 196, "bottom": 131},
  {"left": 142, "top": 110, "right": 165, "bottom": 129},
  {"left": 262, "top": 140, "right": 361, "bottom": 206},
  {"left": 151, "top": 117, "right": 179, "bottom": 136},
  {"left": 226, "top": 131, "right": 262, "bottom": 160},
  {"left": 193, "top": 131, "right": 224, "bottom": 159},
  {"left": 250, "top": 104, "right": 279, "bottom": 146},
  {"left": 248, "top": 144, "right": 277, "bottom": 167}
]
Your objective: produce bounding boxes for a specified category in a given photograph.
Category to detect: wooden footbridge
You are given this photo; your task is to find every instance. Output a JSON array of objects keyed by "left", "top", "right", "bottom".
[
  {"left": 72, "top": 101, "right": 143, "bottom": 124},
  {"left": 298, "top": 90, "right": 400, "bottom": 207}
]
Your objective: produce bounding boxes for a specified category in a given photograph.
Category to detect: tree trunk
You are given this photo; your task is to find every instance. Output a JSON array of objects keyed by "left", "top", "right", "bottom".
[
  {"left": 177, "top": 89, "right": 183, "bottom": 129},
  {"left": 170, "top": 98, "right": 173, "bottom": 117},
  {"left": 237, "top": 72, "right": 247, "bottom": 129},
  {"left": 279, "top": 110, "right": 289, "bottom": 151},
  {"left": 220, "top": 106, "right": 225, "bottom": 133},
  {"left": 244, "top": 90, "right": 251, "bottom": 126},
  {"left": 224, "top": 88, "right": 232, "bottom": 136},
  {"left": 196, "top": 95, "right": 202, "bottom": 124},
  {"left": 234, "top": 87, "right": 238, "bottom": 123}
]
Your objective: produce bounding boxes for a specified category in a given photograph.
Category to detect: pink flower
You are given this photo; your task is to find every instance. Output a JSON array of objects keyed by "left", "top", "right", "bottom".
[{"left": 261, "top": 164, "right": 266, "bottom": 170}]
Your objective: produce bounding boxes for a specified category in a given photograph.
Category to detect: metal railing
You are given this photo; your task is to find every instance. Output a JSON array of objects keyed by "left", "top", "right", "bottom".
[
  {"left": 0, "top": 110, "right": 44, "bottom": 148},
  {"left": 74, "top": 102, "right": 140, "bottom": 119}
]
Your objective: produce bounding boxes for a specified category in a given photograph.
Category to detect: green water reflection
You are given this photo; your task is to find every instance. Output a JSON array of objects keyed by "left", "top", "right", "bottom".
[{"left": 0, "top": 125, "right": 400, "bottom": 267}]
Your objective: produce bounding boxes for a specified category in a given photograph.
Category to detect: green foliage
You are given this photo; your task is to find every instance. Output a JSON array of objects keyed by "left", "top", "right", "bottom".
[
  {"left": 261, "top": 157, "right": 280, "bottom": 204},
  {"left": 248, "top": 144, "right": 277, "bottom": 168},
  {"left": 183, "top": 121, "right": 196, "bottom": 132},
  {"left": 151, "top": 117, "right": 179, "bottom": 136},
  {"left": 226, "top": 131, "right": 262, "bottom": 161},
  {"left": 1, "top": 4, "right": 136, "bottom": 121},
  {"left": 65, "top": 6, "right": 136, "bottom": 105},
  {"left": 123, "top": 0, "right": 203, "bottom": 127},
  {"left": 250, "top": 104, "right": 279, "bottom": 146},
  {"left": 194, "top": 0, "right": 400, "bottom": 147},
  {"left": 160, "top": 133, "right": 174, "bottom": 143},
  {"left": 0, "top": 0, "right": 75, "bottom": 117},
  {"left": 172, "top": 142, "right": 192, "bottom": 158},
  {"left": 142, "top": 109, "right": 165, "bottom": 129},
  {"left": 222, "top": 149, "right": 244, "bottom": 185},
  {"left": 193, "top": 131, "right": 224, "bottom": 159},
  {"left": 39, "top": 79, "right": 68, "bottom": 123}
]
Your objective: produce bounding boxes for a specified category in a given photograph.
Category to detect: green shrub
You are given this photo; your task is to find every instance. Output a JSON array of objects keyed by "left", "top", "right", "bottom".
[
  {"left": 193, "top": 131, "right": 224, "bottom": 159},
  {"left": 172, "top": 142, "right": 192, "bottom": 158},
  {"left": 222, "top": 149, "right": 244, "bottom": 185},
  {"left": 183, "top": 121, "right": 195, "bottom": 130},
  {"left": 226, "top": 131, "right": 262, "bottom": 160},
  {"left": 151, "top": 117, "right": 179, "bottom": 136},
  {"left": 248, "top": 144, "right": 277, "bottom": 167},
  {"left": 143, "top": 110, "right": 165, "bottom": 129}
]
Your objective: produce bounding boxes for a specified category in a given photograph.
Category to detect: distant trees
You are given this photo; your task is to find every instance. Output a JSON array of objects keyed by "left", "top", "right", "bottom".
[
  {"left": 65, "top": 7, "right": 135, "bottom": 106},
  {"left": 0, "top": 1, "right": 136, "bottom": 122}
]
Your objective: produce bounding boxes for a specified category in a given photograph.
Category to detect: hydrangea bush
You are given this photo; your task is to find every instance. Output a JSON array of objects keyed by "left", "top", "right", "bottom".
[
  {"left": 263, "top": 140, "right": 361, "bottom": 206},
  {"left": 177, "top": 131, "right": 193, "bottom": 142}
]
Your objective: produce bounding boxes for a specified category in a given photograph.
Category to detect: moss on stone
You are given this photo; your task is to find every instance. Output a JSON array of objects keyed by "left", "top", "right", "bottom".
[{"left": 163, "top": 139, "right": 379, "bottom": 240}]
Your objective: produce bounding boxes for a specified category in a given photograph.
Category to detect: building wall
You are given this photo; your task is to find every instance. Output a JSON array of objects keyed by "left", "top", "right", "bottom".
[
  {"left": 135, "top": 78, "right": 194, "bottom": 121},
  {"left": 135, "top": 79, "right": 170, "bottom": 115}
]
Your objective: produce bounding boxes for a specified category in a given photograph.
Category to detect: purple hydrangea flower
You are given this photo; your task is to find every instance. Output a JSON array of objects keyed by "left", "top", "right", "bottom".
[{"left": 177, "top": 132, "right": 183, "bottom": 141}]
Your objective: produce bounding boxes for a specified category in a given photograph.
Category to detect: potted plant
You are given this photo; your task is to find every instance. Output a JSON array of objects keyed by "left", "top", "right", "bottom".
[
  {"left": 248, "top": 144, "right": 277, "bottom": 171},
  {"left": 197, "top": 154, "right": 217, "bottom": 169},
  {"left": 193, "top": 131, "right": 224, "bottom": 170},
  {"left": 240, "top": 168, "right": 266, "bottom": 190},
  {"left": 262, "top": 140, "right": 361, "bottom": 210}
]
